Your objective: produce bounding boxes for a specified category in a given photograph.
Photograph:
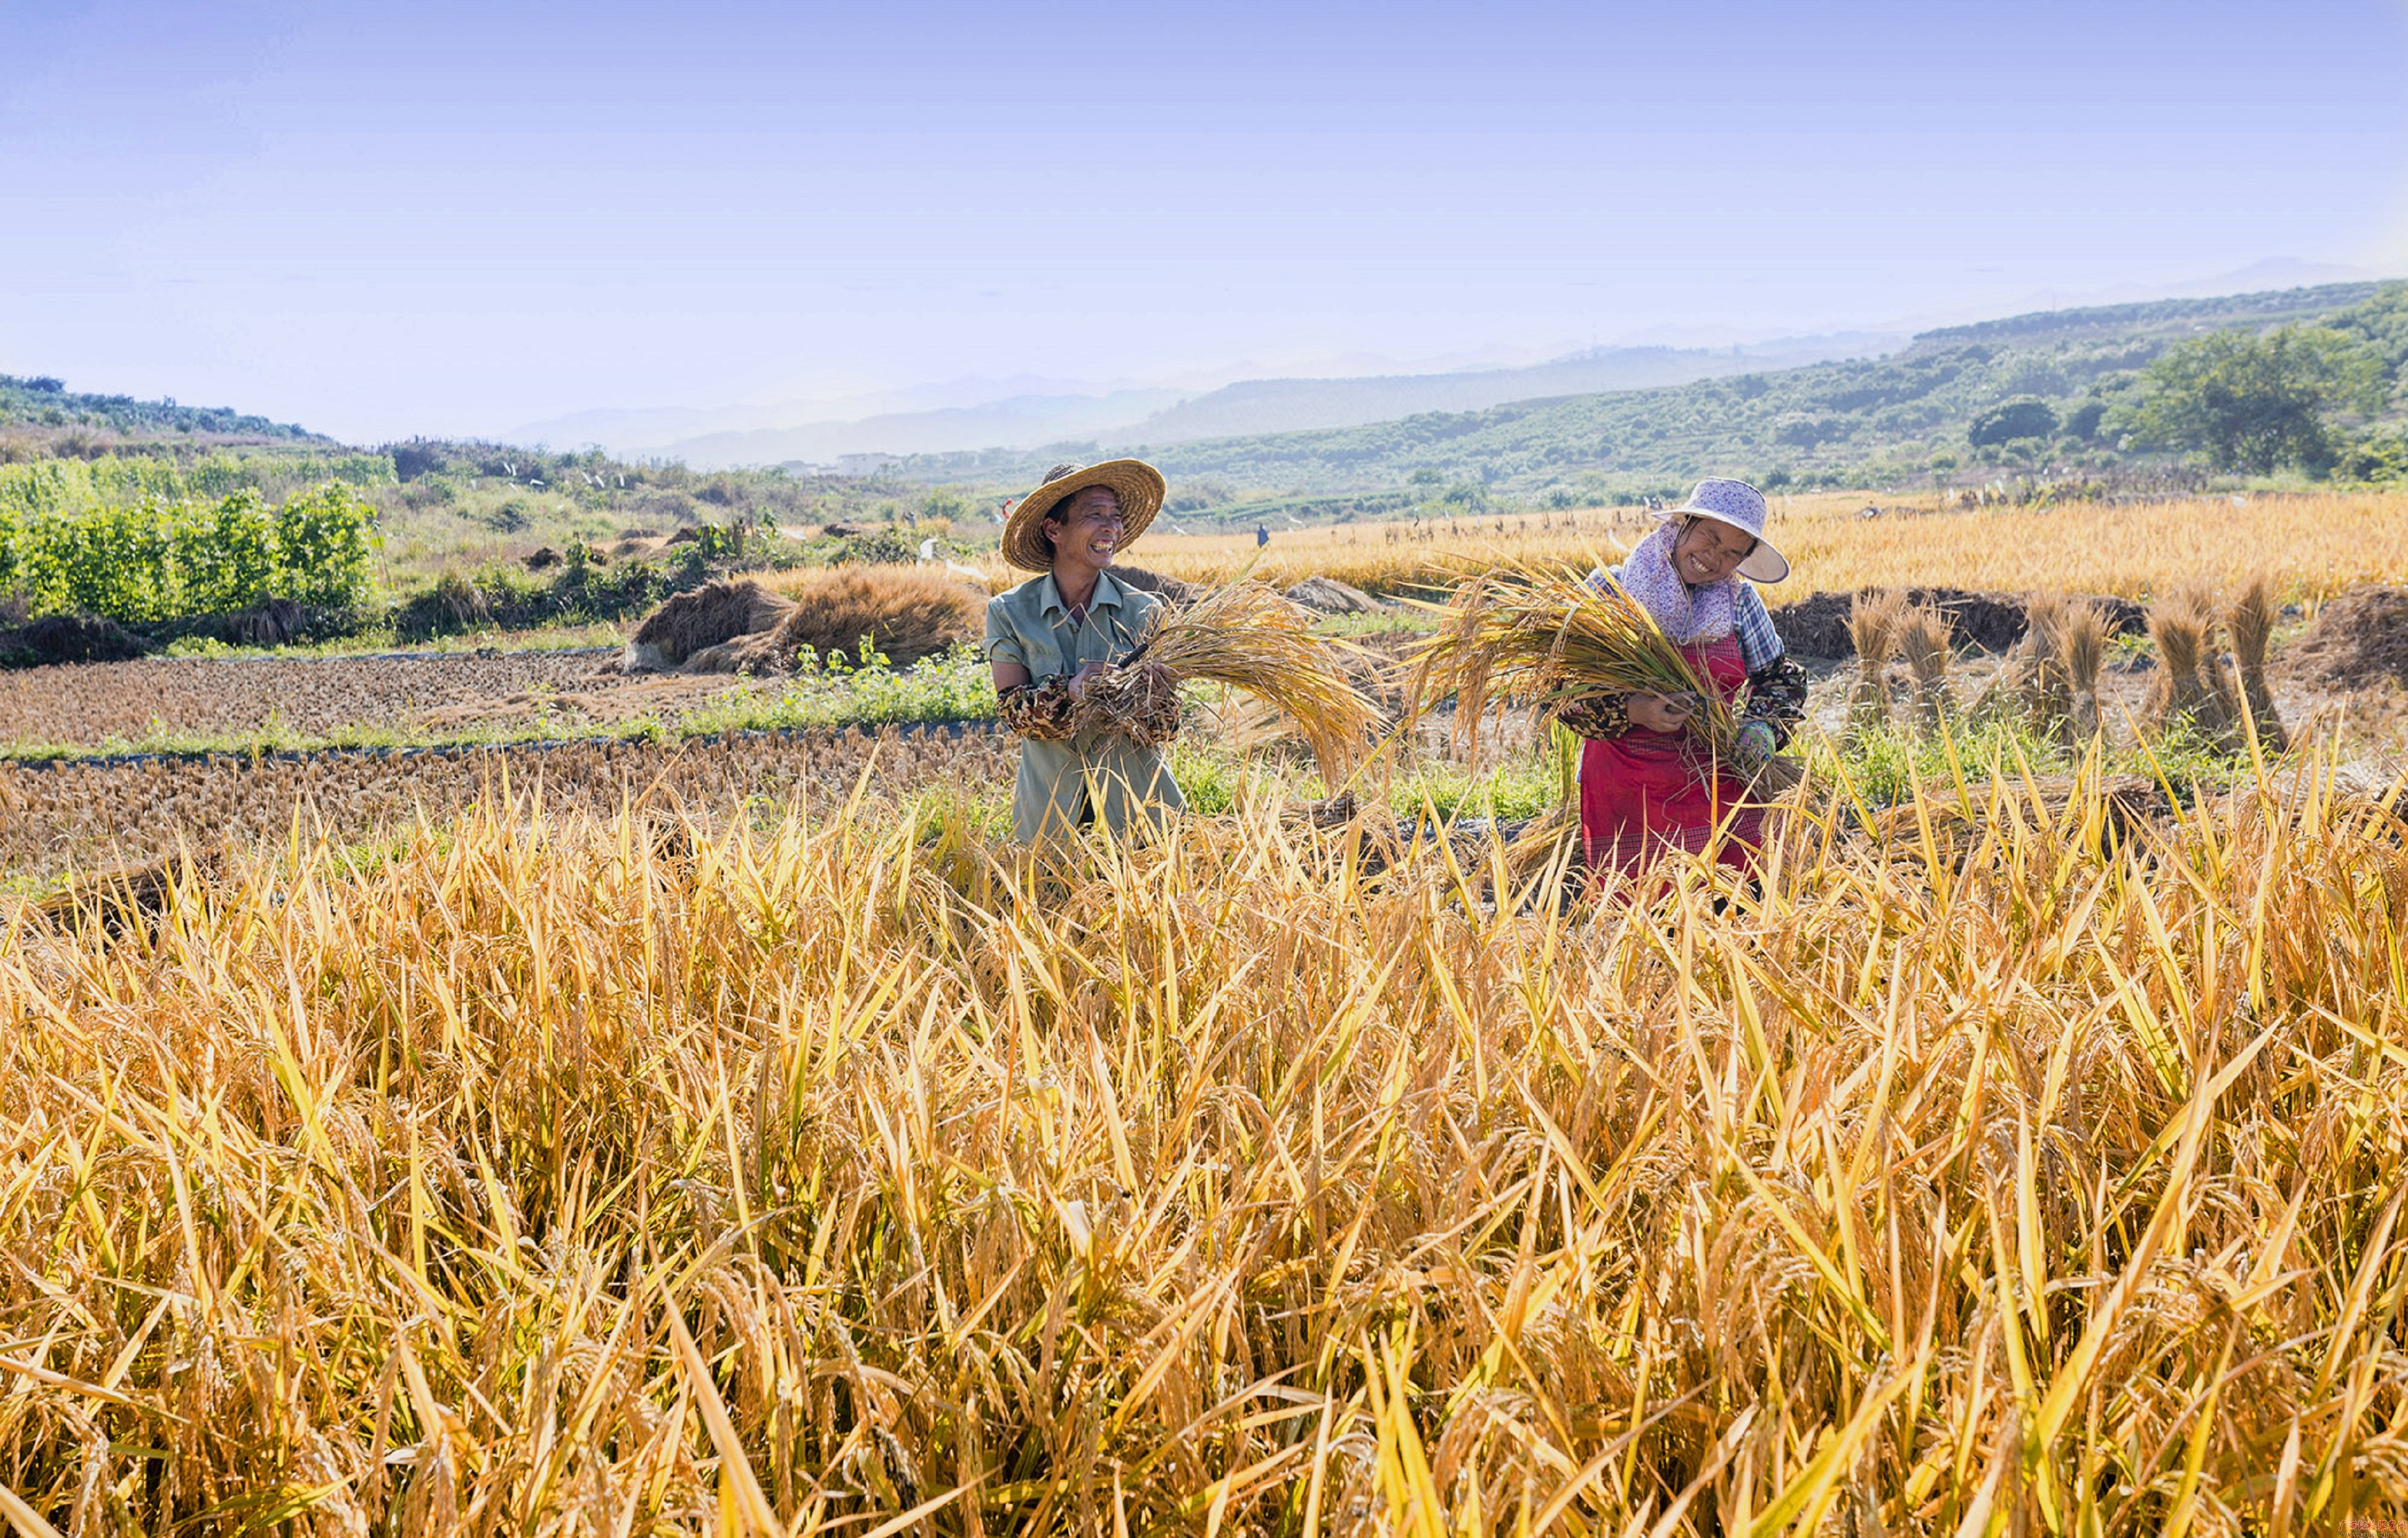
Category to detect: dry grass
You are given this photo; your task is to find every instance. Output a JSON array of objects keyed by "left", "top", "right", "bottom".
[
  {"left": 1135, "top": 491, "right": 2408, "bottom": 605},
  {"left": 0, "top": 752, "right": 2405, "bottom": 1530},
  {"left": 758, "top": 566, "right": 986, "bottom": 671}
]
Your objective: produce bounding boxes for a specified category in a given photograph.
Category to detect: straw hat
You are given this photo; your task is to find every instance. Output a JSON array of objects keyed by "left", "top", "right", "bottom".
[
  {"left": 1002, "top": 459, "right": 1165, "bottom": 572},
  {"left": 1660, "top": 477, "right": 1790, "bottom": 583}
]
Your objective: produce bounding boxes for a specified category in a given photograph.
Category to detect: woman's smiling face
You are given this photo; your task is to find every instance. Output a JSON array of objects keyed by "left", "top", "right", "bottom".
[{"left": 1671, "top": 516, "right": 1757, "bottom": 585}]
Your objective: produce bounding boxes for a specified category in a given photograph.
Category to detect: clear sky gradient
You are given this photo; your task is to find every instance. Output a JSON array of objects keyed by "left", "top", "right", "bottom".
[{"left": 5, "top": 0, "right": 2406, "bottom": 442}]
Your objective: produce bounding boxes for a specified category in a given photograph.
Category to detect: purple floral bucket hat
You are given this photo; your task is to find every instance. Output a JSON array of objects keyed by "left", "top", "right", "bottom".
[{"left": 1660, "top": 477, "right": 1790, "bottom": 583}]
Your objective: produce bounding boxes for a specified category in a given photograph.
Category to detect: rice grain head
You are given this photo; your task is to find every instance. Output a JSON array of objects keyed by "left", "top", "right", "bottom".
[{"left": 1090, "top": 579, "right": 1379, "bottom": 779}]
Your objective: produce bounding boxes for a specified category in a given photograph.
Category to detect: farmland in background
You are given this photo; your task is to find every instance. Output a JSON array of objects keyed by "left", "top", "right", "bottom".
[{"left": 1133, "top": 489, "right": 2408, "bottom": 606}]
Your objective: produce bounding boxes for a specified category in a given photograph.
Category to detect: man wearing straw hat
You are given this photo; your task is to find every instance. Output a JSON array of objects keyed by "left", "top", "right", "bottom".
[
  {"left": 1558, "top": 477, "right": 1808, "bottom": 876},
  {"left": 985, "top": 459, "right": 1187, "bottom": 843}
]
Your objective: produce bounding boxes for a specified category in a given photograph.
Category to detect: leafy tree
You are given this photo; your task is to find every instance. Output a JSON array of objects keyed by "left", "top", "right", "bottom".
[
  {"left": 272, "top": 483, "right": 380, "bottom": 611},
  {"left": 2128, "top": 326, "right": 2381, "bottom": 473},
  {"left": 918, "top": 486, "right": 969, "bottom": 522},
  {"left": 1968, "top": 399, "right": 2058, "bottom": 446},
  {"left": 175, "top": 491, "right": 277, "bottom": 613}
]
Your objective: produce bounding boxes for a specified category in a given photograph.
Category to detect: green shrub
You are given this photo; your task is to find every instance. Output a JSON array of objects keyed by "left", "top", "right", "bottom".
[
  {"left": 271, "top": 484, "right": 379, "bottom": 611},
  {"left": 0, "top": 482, "right": 379, "bottom": 625}
]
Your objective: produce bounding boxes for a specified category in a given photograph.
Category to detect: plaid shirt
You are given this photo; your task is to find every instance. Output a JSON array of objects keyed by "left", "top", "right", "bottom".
[{"left": 1729, "top": 582, "right": 1785, "bottom": 673}]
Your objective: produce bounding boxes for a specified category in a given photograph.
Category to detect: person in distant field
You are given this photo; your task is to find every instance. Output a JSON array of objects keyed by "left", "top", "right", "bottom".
[
  {"left": 1554, "top": 478, "right": 1808, "bottom": 878},
  {"left": 985, "top": 460, "right": 1185, "bottom": 844},
  {"left": 1256, "top": 524, "right": 1269, "bottom": 548}
]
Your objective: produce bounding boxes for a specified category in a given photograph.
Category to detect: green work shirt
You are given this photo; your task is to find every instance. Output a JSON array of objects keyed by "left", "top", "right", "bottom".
[{"left": 983, "top": 570, "right": 1186, "bottom": 844}]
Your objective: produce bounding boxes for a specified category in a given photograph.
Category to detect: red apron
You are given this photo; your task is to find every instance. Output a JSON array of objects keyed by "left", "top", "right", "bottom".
[{"left": 1578, "top": 634, "right": 1763, "bottom": 878}]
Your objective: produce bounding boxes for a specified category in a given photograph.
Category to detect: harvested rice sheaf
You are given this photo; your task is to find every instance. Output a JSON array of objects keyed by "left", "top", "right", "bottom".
[
  {"left": 1408, "top": 555, "right": 1738, "bottom": 758},
  {"left": 1077, "top": 579, "right": 1377, "bottom": 777}
]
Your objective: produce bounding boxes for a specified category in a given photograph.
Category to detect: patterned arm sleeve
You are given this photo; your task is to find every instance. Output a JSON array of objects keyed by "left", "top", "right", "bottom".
[
  {"left": 1740, "top": 655, "right": 1808, "bottom": 750},
  {"left": 997, "top": 677, "right": 1079, "bottom": 740},
  {"left": 1554, "top": 692, "right": 1631, "bottom": 741}
]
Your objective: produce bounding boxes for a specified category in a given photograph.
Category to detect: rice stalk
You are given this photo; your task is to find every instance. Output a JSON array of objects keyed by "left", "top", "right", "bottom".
[
  {"left": 2148, "top": 584, "right": 2232, "bottom": 743},
  {"left": 1894, "top": 602, "right": 1955, "bottom": 734},
  {"left": 2229, "top": 574, "right": 2288, "bottom": 750},
  {"left": 1847, "top": 588, "right": 1906, "bottom": 739},
  {"left": 0, "top": 745, "right": 2402, "bottom": 1530},
  {"left": 1079, "top": 578, "right": 1378, "bottom": 778},
  {"left": 2057, "top": 598, "right": 2112, "bottom": 739},
  {"left": 2024, "top": 592, "right": 2079, "bottom": 741},
  {"left": 1406, "top": 555, "right": 1738, "bottom": 760}
]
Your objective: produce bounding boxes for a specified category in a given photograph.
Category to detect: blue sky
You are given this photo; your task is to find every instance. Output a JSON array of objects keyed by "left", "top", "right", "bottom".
[{"left": 5, "top": 0, "right": 2405, "bottom": 442}]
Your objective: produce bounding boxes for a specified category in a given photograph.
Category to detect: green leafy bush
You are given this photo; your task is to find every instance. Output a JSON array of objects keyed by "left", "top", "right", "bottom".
[{"left": 0, "top": 482, "right": 380, "bottom": 624}]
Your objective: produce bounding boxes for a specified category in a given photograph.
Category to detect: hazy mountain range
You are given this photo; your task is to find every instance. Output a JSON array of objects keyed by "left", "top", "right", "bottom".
[{"left": 514, "top": 333, "right": 1908, "bottom": 469}]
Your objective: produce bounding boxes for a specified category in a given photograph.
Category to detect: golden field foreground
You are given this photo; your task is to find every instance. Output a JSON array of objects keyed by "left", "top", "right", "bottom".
[
  {"left": 1134, "top": 491, "right": 2408, "bottom": 604},
  {"left": 2, "top": 753, "right": 2407, "bottom": 1533}
]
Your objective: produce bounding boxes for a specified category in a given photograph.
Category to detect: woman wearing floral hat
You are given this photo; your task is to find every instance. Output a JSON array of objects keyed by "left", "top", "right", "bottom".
[
  {"left": 985, "top": 459, "right": 1186, "bottom": 844},
  {"left": 1555, "top": 478, "right": 1808, "bottom": 876}
]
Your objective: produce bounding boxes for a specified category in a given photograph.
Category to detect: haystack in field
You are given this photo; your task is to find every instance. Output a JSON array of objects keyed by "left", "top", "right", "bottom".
[
  {"left": 2279, "top": 584, "right": 2408, "bottom": 690},
  {"left": 623, "top": 579, "right": 794, "bottom": 673},
  {"left": 1286, "top": 576, "right": 1385, "bottom": 615},
  {"left": 765, "top": 565, "right": 982, "bottom": 669},
  {"left": 0, "top": 613, "right": 146, "bottom": 667}
]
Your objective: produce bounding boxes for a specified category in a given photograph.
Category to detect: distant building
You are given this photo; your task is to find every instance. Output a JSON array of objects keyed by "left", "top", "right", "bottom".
[{"left": 835, "top": 452, "right": 903, "bottom": 477}]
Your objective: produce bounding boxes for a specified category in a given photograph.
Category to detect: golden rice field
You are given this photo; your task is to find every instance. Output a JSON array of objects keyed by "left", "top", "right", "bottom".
[
  {"left": 1135, "top": 491, "right": 2408, "bottom": 605},
  {"left": 2, "top": 748, "right": 2407, "bottom": 1533}
]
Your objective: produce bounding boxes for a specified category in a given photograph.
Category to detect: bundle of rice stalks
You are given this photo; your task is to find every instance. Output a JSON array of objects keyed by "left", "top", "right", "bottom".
[
  {"left": 2229, "top": 574, "right": 2287, "bottom": 749},
  {"left": 2020, "top": 592, "right": 2078, "bottom": 740},
  {"left": 1078, "top": 579, "right": 1377, "bottom": 777},
  {"left": 1847, "top": 588, "right": 1906, "bottom": 737},
  {"left": 1894, "top": 601, "right": 1956, "bottom": 733},
  {"left": 2146, "top": 583, "right": 2234, "bottom": 743},
  {"left": 1078, "top": 655, "right": 1184, "bottom": 746},
  {"left": 1408, "top": 557, "right": 1737, "bottom": 758},
  {"left": 2050, "top": 596, "right": 2112, "bottom": 739}
]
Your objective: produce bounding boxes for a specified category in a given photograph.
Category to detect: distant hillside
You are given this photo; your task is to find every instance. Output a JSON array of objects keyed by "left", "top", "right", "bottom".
[
  {"left": 1107, "top": 334, "right": 1902, "bottom": 445},
  {"left": 898, "top": 280, "right": 2404, "bottom": 506},
  {"left": 630, "top": 335, "right": 1900, "bottom": 469},
  {"left": 655, "top": 389, "right": 1185, "bottom": 469},
  {"left": 0, "top": 373, "right": 324, "bottom": 454}
]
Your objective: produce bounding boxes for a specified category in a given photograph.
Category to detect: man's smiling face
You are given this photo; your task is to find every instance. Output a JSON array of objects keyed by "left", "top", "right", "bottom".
[{"left": 1048, "top": 485, "right": 1126, "bottom": 568}]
